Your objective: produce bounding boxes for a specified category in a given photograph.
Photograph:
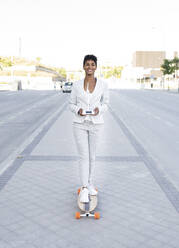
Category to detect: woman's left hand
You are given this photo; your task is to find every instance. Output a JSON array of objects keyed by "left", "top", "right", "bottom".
[{"left": 92, "top": 107, "right": 99, "bottom": 116}]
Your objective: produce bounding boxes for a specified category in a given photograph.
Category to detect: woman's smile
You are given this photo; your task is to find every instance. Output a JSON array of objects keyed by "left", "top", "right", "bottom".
[{"left": 83, "top": 60, "right": 97, "bottom": 75}]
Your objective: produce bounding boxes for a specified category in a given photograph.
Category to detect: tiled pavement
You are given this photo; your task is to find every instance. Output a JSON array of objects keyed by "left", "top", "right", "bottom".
[{"left": 0, "top": 103, "right": 179, "bottom": 248}]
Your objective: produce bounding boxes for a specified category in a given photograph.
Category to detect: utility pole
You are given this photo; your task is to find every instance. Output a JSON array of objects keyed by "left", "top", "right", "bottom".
[{"left": 11, "top": 56, "right": 14, "bottom": 82}]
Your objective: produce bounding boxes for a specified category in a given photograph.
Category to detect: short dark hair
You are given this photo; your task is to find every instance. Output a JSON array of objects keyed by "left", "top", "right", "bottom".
[{"left": 83, "top": 55, "right": 97, "bottom": 67}]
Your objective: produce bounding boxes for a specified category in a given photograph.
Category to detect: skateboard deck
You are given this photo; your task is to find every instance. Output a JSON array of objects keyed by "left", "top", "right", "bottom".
[{"left": 75, "top": 188, "right": 100, "bottom": 219}]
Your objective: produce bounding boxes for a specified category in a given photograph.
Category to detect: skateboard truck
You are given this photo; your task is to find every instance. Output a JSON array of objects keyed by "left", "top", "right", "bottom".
[{"left": 75, "top": 211, "right": 100, "bottom": 219}]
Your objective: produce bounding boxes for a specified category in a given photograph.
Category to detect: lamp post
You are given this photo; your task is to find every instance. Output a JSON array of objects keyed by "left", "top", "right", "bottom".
[
  {"left": 11, "top": 56, "right": 14, "bottom": 81},
  {"left": 172, "top": 57, "right": 179, "bottom": 93},
  {"left": 177, "top": 61, "right": 179, "bottom": 93}
]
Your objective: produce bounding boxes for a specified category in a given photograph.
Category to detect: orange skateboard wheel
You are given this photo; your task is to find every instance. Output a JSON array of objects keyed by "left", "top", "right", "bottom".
[
  {"left": 75, "top": 212, "right": 81, "bottom": 219},
  {"left": 94, "top": 212, "right": 100, "bottom": 219}
]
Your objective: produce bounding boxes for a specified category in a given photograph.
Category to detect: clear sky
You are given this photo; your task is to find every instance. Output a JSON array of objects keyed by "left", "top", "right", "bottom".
[{"left": 0, "top": 0, "right": 179, "bottom": 69}]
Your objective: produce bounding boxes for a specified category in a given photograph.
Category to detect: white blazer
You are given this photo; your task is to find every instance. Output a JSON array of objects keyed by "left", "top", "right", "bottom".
[{"left": 69, "top": 79, "right": 109, "bottom": 124}]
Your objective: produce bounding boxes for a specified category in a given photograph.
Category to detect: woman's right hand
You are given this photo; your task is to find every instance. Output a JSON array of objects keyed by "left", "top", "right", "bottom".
[{"left": 78, "top": 108, "right": 86, "bottom": 116}]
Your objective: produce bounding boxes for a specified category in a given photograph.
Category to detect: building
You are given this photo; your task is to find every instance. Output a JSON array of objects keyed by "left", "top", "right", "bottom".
[
  {"left": 132, "top": 51, "right": 166, "bottom": 79},
  {"left": 0, "top": 65, "right": 65, "bottom": 90},
  {"left": 133, "top": 51, "right": 166, "bottom": 69}
]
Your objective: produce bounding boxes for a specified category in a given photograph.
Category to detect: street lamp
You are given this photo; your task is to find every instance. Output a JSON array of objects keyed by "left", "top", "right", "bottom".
[
  {"left": 172, "top": 57, "right": 179, "bottom": 93},
  {"left": 177, "top": 61, "right": 179, "bottom": 93}
]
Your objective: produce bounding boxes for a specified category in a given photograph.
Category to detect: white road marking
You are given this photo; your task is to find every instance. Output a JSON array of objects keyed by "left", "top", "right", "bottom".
[
  {"left": 140, "top": 110, "right": 175, "bottom": 128},
  {"left": 6, "top": 92, "right": 18, "bottom": 96},
  {"left": 146, "top": 111, "right": 152, "bottom": 115},
  {"left": 164, "top": 121, "right": 174, "bottom": 127},
  {"left": 153, "top": 115, "right": 161, "bottom": 120}
]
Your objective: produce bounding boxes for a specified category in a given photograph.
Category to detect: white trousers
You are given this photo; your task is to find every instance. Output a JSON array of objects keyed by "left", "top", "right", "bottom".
[{"left": 73, "top": 121, "right": 103, "bottom": 187}]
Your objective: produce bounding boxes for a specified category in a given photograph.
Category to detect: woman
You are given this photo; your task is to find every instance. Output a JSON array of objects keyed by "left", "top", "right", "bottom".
[{"left": 69, "top": 55, "right": 109, "bottom": 203}]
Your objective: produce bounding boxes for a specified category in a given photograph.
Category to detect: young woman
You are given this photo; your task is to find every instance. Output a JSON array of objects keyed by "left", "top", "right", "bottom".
[{"left": 69, "top": 55, "right": 109, "bottom": 203}]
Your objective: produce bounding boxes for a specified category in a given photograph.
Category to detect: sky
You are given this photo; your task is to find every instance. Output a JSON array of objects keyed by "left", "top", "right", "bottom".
[{"left": 0, "top": 0, "right": 179, "bottom": 69}]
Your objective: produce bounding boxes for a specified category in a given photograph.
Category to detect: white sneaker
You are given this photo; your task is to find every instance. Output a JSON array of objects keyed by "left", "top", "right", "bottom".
[
  {"left": 88, "top": 184, "right": 98, "bottom": 196},
  {"left": 79, "top": 187, "right": 89, "bottom": 203}
]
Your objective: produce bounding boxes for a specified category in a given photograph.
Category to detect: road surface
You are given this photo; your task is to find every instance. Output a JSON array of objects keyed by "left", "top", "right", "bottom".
[{"left": 0, "top": 89, "right": 179, "bottom": 189}]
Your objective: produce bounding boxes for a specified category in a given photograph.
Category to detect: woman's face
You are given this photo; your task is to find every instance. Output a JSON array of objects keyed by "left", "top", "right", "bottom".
[{"left": 83, "top": 60, "right": 97, "bottom": 76}]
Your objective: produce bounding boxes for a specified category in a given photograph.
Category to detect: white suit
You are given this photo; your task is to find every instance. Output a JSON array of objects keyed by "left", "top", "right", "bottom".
[
  {"left": 69, "top": 79, "right": 109, "bottom": 124},
  {"left": 69, "top": 79, "right": 109, "bottom": 186}
]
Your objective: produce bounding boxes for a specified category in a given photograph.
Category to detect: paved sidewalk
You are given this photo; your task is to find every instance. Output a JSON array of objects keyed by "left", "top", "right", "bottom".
[{"left": 0, "top": 102, "right": 179, "bottom": 248}]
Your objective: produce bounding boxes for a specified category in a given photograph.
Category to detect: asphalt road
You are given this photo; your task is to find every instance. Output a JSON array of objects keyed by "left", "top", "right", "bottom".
[
  {"left": 0, "top": 88, "right": 179, "bottom": 190},
  {"left": 0, "top": 90, "right": 67, "bottom": 166},
  {"left": 109, "top": 89, "right": 179, "bottom": 190}
]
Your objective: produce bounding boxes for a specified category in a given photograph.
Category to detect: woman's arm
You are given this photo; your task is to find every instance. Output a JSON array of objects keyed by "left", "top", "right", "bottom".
[
  {"left": 69, "top": 84, "right": 80, "bottom": 114},
  {"left": 98, "top": 82, "right": 109, "bottom": 114}
]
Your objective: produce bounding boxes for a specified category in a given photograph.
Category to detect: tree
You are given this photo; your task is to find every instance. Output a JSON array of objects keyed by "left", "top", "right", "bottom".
[
  {"left": 113, "top": 66, "right": 123, "bottom": 78},
  {"left": 172, "top": 57, "right": 179, "bottom": 77},
  {"left": 102, "top": 66, "right": 123, "bottom": 79},
  {"left": 36, "top": 57, "right": 42, "bottom": 65},
  {"left": 56, "top": 67, "right": 67, "bottom": 78},
  {"left": 69, "top": 73, "right": 74, "bottom": 81},
  {"left": 161, "top": 57, "right": 179, "bottom": 77},
  {"left": 161, "top": 59, "right": 174, "bottom": 76},
  {"left": 0, "top": 57, "right": 13, "bottom": 68}
]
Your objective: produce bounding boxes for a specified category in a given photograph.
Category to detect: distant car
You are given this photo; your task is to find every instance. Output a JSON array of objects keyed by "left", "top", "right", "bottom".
[{"left": 62, "top": 82, "right": 73, "bottom": 93}]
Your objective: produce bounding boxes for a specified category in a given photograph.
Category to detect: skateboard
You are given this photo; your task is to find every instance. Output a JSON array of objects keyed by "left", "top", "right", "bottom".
[{"left": 75, "top": 188, "right": 100, "bottom": 219}]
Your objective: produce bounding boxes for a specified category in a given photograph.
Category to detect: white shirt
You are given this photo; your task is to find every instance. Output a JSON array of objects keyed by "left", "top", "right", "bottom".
[
  {"left": 69, "top": 79, "right": 109, "bottom": 124},
  {"left": 83, "top": 86, "right": 93, "bottom": 122}
]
